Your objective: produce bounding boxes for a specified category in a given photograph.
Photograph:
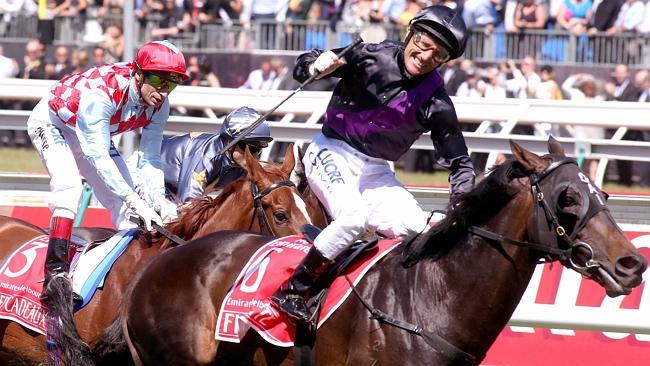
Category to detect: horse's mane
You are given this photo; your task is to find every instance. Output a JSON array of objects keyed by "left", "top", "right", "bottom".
[
  {"left": 151, "top": 161, "right": 288, "bottom": 249},
  {"left": 151, "top": 178, "right": 246, "bottom": 249},
  {"left": 402, "top": 159, "right": 526, "bottom": 266}
]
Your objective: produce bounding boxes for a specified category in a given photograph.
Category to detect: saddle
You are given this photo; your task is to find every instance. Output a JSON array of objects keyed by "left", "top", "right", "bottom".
[{"left": 300, "top": 224, "right": 380, "bottom": 317}]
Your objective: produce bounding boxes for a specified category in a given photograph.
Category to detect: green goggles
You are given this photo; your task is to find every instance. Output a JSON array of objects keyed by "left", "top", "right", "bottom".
[{"left": 145, "top": 73, "right": 178, "bottom": 92}]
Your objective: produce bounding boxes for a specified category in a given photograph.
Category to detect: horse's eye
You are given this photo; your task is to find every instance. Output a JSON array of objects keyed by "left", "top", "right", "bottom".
[{"left": 274, "top": 212, "right": 289, "bottom": 223}]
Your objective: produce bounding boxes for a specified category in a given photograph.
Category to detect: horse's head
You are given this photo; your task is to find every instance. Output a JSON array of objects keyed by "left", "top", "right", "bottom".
[
  {"left": 234, "top": 143, "right": 313, "bottom": 236},
  {"left": 511, "top": 137, "right": 647, "bottom": 297}
]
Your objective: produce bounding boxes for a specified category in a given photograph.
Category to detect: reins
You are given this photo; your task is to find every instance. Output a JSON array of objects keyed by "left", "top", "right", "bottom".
[{"left": 344, "top": 276, "right": 480, "bottom": 365}]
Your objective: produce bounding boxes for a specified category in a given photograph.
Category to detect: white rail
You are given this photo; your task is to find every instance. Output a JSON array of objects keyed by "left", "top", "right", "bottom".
[{"left": 2, "top": 79, "right": 650, "bottom": 187}]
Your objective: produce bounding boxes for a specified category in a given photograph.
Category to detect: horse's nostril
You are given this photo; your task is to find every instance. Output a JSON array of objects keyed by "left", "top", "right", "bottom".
[{"left": 615, "top": 255, "right": 647, "bottom": 277}]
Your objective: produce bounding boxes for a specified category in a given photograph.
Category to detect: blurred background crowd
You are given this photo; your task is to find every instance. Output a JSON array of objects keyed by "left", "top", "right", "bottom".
[{"left": 0, "top": 0, "right": 649, "bottom": 185}]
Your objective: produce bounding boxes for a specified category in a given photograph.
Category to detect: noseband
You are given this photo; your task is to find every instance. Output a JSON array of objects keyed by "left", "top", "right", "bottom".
[
  {"left": 468, "top": 158, "right": 609, "bottom": 275},
  {"left": 248, "top": 180, "right": 297, "bottom": 236}
]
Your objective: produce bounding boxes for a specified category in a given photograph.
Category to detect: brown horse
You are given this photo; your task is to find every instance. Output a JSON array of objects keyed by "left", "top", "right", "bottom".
[
  {"left": 82, "top": 137, "right": 647, "bottom": 366},
  {"left": 0, "top": 144, "right": 321, "bottom": 365}
]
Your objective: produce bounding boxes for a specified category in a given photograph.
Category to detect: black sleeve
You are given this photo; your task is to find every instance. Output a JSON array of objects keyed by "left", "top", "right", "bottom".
[{"left": 425, "top": 90, "right": 476, "bottom": 199}]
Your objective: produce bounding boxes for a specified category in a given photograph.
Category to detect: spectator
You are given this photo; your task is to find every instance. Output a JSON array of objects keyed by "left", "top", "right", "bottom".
[
  {"left": 217, "top": 0, "right": 244, "bottom": 23},
  {"left": 370, "top": 0, "right": 407, "bottom": 25},
  {"left": 633, "top": 69, "right": 650, "bottom": 186},
  {"left": 149, "top": 0, "right": 186, "bottom": 39},
  {"left": 186, "top": 55, "right": 221, "bottom": 87},
  {"left": 21, "top": 39, "right": 47, "bottom": 80},
  {"left": 98, "top": 0, "right": 124, "bottom": 17},
  {"left": 0, "top": 45, "right": 19, "bottom": 79},
  {"left": 605, "top": 0, "right": 644, "bottom": 35},
  {"left": 514, "top": 0, "right": 547, "bottom": 30},
  {"left": 462, "top": 0, "right": 500, "bottom": 31},
  {"left": 304, "top": 1, "right": 327, "bottom": 49},
  {"left": 587, "top": 0, "right": 623, "bottom": 34},
  {"left": 46, "top": 46, "right": 74, "bottom": 80},
  {"left": 444, "top": 58, "right": 473, "bottom": 96},
  {"left": 398, "top": 0, "right": 425, "bottom": 27},
  {"left": 560, "top": 73, "right": 605, "bottom": 180},
  {"left": 481, "top": 65, "right": 507, "bottom": 98},
  {"left": 605, "top": 63, "right": 638, "bottom": 101},
  {"left": 71, "top": 48, "right": 90, "bottom": 73},
  {"left": 102, "top": 23, "right": 124, "bottom": 62},
  {"left": 604, "top": 64, "right": 640, "bottom": 186},
  {"left": 239, "top": 57, "right": 276, "bottom": 90},
  {"left": 638, "top": 0, "right": 650, "bottom": 33},
  {"left": 556, "top": 0, "right": 593, "bottom": 35},
  {"left": 535, "top": 65, "right": 563, "bottom": 136},
  {"left": 91, "top": 46, "right": 108, "bottom": 66},
  {"left": 535, "top": 65, "right": 562, "bottom": 100},
  {"left": 241, "top": 0, "right": 282, "bottom": 49},
  {"left": 456, "top": 67, "right": 484, "bottom": 97},
  {"left": 504, "top": 56, "right": 540, "bottom": 98},
  {"left": 637, "top": 69, "right": 650, "bottom": 102},
  {"left": 270, "top": 56, "right": 289, "bottom": 90}
]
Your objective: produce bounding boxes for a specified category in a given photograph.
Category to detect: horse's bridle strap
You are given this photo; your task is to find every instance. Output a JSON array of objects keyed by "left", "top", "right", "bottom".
[
  {"left": 468, "top": 226, "right": 571, "bottom": 258},
  {"left": 249, "top": 180, "right": 297, "bottom": 236}
]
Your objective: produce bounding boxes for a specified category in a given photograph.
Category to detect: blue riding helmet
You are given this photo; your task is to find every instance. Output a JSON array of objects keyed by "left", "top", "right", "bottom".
[{"left": 219, "top": 106, "right": 273, "bottom": 147}]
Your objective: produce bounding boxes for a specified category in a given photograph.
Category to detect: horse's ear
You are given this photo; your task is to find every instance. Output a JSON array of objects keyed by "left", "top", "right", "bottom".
[
  {"left": 243, "top": 147, "right": 264, "bottom": 182},
  {"left": 548, "top": 136, "right": 565, "bottom": 156},
  {"left": 510, "top": 139, "right": 547, "bottom": 173},
  {"left": 232, "top": 147, "right": 248, "bottom": 171},
  {"left": 281, "top": 143, "right": 296, "bottom": 178}
]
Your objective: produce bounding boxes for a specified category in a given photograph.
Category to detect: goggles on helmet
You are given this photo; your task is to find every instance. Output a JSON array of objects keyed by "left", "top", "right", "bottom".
[
  {"left": 145, "top": 73, "right": 179, "bottom": 92},
  {"left": 412, "top": 29, "right": 451, "bottom": 64}
]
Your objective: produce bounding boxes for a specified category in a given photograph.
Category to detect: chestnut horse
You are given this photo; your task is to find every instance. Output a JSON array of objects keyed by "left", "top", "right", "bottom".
[
  {"left": 0, "top": 145, "right": 323, "bottom": 365},
  {"left": 63, "top": 138, "right": 649, "bottom": 365}
]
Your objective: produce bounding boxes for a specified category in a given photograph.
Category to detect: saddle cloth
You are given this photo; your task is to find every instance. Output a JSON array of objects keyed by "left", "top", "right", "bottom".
[
  {"left": 0, "top": 230, "right": 136, "bottom": 334},
  {"left": 215, "top": 235, "right": 401, "bottom": 347}
]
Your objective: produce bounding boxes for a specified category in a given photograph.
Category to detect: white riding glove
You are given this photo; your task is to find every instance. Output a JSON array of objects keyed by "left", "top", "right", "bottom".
[
  {"left": 308, "top": 51, "right": 343, "bottom": 79},
  {"left": 154, "top": 198, "right": 179, "bottom": 224},
  {"left": 125, "top": 193, "right": 163, "bottom": 231}
]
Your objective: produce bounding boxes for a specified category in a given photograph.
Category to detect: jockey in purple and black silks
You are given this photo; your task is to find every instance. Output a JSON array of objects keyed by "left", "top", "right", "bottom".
[{"left": 271, "top": 5, "right": 476, "bottom": 322}]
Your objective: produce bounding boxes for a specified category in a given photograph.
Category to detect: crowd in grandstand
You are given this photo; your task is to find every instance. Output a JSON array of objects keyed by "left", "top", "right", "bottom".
[{"left": 0, "top": 0, "right": 649, "bottom": 185}]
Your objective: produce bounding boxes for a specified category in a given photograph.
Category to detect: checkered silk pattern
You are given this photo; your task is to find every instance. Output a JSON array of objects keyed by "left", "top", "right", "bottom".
[{"left": 48, "top": 62, "right": 156, "bottom": 135}]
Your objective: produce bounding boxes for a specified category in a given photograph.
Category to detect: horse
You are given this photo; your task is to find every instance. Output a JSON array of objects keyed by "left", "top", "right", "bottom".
[
  {"left": 70, "top": 137, "right": 647, "bottom": 365},
  {"left": 0, "top": 144, "right": 323, "bottom": 365}
]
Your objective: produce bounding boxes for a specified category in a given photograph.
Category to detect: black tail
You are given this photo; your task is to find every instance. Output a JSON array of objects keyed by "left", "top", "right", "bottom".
[
  {"left": 90, "top": 312, "right": 133, "bottom": 366},
  {"left": 45, "top": 276, "right": 94, "bottom": 366}
]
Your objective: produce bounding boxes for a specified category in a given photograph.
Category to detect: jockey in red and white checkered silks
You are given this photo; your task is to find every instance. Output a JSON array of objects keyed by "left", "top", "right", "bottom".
[{"left": 26, "top": 40, "right": 188, "bottom": 305}]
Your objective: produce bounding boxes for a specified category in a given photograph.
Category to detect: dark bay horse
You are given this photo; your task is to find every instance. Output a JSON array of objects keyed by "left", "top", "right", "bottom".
[
  {"left": 82, "top": 138, "right": 646, "bottom": 365},
  {"left": 0, "top": 144, "right": 321, "bottom": 364}
]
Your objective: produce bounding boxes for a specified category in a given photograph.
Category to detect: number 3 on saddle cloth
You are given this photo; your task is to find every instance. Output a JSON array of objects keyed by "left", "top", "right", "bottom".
[
  {"left": 0, "top": 230, "right": 138, "bottom": 334},
  {"left": 215, "top": 234, "right": 401, "bottom": 347}
]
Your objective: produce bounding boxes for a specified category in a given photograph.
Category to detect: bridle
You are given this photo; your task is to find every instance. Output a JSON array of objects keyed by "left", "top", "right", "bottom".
[
  {"left": 248, "top": 180, "right": 297, "bottom": 236},
  {"left": 347, "top": 157, "right": 612, "bottom": 366},
  {"left": 468, "top": 157, "right": 609, "bottom": 275}
]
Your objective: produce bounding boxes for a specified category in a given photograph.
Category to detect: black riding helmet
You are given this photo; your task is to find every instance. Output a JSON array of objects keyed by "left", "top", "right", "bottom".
[{"left": 408, "top": 5, "right": 468, "bottom": 60}]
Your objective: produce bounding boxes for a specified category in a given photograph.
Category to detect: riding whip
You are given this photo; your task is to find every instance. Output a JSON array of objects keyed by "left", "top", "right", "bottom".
[
  {"left": 128, "top": 215, "right": 187, "bottom": 246},
  {"left": 218, "top": 35, "right": 364, "bottom": 155}
]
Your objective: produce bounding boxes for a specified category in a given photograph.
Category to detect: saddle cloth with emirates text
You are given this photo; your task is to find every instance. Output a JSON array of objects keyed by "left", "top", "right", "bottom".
[
  {"left": 215, "top": 235, "right": 401, "bottom": 347},
  {"left": 0, "top": 231, "right": 135, "bottom": 334}
]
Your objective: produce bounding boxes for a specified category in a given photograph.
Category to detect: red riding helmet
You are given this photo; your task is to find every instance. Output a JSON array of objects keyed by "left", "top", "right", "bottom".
[{"left": 135, "top": 40, "right": 189, "bottom": 82}]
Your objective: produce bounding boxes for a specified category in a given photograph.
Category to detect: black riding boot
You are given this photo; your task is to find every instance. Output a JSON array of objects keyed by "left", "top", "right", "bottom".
[
  {"left": 271, "top": 246, "right": 332, "bottom": 322},
  {"left": 41, "top": 221, "right": 83, "bottom": 306}
]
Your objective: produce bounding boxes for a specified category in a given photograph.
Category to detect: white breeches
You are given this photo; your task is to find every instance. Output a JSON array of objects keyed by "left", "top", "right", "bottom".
[
  {"left": 303, "top": 133, "right": 430, "bottom": 260},
  {"left": 27, "top": 99, "right": 137, "bottom": 229}
]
